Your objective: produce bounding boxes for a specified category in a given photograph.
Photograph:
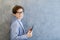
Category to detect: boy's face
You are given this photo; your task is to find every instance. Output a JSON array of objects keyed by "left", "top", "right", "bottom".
[{"left": 15, "top": 8, "right": 24, "bottom": 19}]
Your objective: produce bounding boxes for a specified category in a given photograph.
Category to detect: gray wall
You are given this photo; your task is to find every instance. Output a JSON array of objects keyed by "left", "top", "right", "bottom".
[{"left": 0, "top": 0, "right": 60, "bottom": 40}]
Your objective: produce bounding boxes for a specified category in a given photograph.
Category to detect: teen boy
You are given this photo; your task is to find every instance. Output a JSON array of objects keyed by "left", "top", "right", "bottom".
[{"left": 10, "top": 5, "right": 32, "bottom": 40}]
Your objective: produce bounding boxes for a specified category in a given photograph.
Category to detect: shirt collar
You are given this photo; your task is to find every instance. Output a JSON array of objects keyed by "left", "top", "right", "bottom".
[{"left": 18, "top": 19, "right": 21, "bottom": 22}]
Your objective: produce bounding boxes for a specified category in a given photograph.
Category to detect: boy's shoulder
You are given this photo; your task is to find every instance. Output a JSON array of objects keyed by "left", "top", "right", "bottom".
[{"left": 12, "top": 19, "right": 18, "bottom": 25}]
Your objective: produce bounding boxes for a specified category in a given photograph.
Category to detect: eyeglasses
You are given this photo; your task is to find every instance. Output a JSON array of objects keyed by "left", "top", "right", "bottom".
[{"left": 17, "top": 11, "right": 23, "bottom": 13}]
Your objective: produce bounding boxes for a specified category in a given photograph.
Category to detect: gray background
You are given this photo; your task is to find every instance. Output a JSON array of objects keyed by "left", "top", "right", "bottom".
[{"left": 0, "top": 0, "right": 60, "bottom": 40}]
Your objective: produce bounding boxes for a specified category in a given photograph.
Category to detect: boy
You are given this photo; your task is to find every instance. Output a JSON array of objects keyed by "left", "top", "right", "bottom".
[{"left": 10, "top": 5, "right": 32, "bottom": 40}]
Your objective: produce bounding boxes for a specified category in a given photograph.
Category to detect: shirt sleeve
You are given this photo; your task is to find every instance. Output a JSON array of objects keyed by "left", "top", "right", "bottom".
[{"left": 10, "top": 21, "right": 28, "bottom": 40}]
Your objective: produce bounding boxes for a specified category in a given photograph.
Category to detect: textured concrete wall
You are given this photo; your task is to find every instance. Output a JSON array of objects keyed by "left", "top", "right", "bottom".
[{"left": 0, "top": 0, "right": 60, "bottom": 40}]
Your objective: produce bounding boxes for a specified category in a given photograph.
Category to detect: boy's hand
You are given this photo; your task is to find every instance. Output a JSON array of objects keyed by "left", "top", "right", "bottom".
[{"left": 26, "top": 30, "right": 32, "bottom": 38}]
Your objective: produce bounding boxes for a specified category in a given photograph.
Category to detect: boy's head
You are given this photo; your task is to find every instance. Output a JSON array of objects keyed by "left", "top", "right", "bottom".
[{"left": 12, "top": 5, "right": 24, "bottom": 19}]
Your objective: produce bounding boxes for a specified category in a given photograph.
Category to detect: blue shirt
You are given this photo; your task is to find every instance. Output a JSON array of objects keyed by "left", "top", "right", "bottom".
[{"left": 10, "top": 15, "right": 28, "bottom": 40}]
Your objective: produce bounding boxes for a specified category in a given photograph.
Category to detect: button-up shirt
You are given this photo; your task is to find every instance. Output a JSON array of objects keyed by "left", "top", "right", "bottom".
[{"left": 10, "top": 15, "right": 28, "bottom": 40}]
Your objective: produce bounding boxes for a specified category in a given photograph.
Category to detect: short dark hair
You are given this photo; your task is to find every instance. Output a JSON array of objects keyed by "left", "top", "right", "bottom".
[{"left": 12, "top": 5, "right": 24, "bottom": 14}]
